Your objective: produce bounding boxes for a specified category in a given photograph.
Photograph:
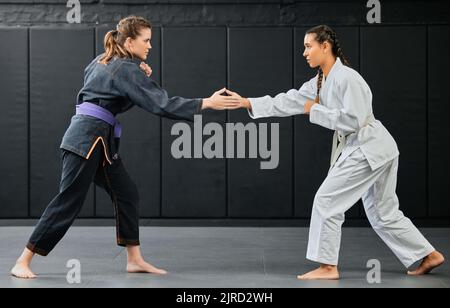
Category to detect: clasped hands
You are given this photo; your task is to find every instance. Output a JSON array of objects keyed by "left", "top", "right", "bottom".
[
  {"left": 138, "top": 62, "right": 248, "bottom": 111},
  {"left": 202, "top": 88, "right": 251, "bottom": 111},
  {"left": 138, "top": 62, "right": 316, "bottom": 113},
  {"left": 202, "top": 88, "right": 317, "bottom": 113}
]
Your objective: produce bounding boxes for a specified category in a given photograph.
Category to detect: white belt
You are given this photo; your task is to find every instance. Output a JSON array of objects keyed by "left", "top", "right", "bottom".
[{"left": 329, "top": 114, "right": 376, "bottom": 171}]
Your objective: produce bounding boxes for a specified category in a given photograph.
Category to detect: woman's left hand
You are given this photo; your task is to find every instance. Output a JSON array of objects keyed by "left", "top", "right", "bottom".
[
  {"left": 140, "top": 62, "right": 152, "bottom": 77},
  {"left": 304, "top": 100, "right": 317, "bottom": 114},
  {"left": 225, "top": 89, "right": 252, "bottom": 110}
]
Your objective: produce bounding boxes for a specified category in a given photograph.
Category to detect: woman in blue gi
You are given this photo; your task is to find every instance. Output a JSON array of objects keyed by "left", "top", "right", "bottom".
[
  {"left": 11, "top": 16, "right": 239, "bottom": 279},
  {"left": 226, "top": 25, "right": 445, "bottom": 280}
]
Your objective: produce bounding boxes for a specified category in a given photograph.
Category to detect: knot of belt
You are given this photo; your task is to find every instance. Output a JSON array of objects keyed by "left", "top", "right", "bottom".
[{"left": 329, "top": 114, "right": 375, "bottom": 170}]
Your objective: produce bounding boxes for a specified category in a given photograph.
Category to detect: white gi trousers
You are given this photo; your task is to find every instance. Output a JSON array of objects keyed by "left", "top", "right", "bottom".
[{"left": 306, "top": 148, "right": 435, "bottom": 268}]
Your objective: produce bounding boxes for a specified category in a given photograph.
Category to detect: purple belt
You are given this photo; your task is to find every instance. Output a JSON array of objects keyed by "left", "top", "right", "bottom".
[{"left": 76, "top": 102, "right": 122, "bottom": 138}]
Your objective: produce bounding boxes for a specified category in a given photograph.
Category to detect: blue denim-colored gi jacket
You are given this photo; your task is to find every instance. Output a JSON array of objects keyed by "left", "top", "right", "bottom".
[{"left": 60, "top": 54, "right": 203, "bottom": 164}]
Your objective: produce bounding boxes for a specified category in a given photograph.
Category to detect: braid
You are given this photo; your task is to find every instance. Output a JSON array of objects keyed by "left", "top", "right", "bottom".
[
  {"left": 332, "top": 34, "right": 350, "bottom": 67},
  {"left": 315, "top": 69, "right": 323, "bottom": 103}
]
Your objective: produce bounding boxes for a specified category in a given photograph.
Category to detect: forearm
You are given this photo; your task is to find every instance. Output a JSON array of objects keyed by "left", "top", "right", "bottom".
[
  {"left": 309, "top": 103, "right": 359, "bottom": 133},
  {"left": 246, "top": 93, "right": 306, "bottom": 119},
  {"left": 159, "top": 96, "right": 203, "bottom": 121}
]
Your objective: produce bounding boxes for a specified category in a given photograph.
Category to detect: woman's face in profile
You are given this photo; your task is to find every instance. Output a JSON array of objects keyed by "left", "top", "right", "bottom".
[
  {"left": 126, "top": 27, "right": 152, "bottom": 61},
  {"left": 303, "top": 33, "right": 327, "bottom": 69}
]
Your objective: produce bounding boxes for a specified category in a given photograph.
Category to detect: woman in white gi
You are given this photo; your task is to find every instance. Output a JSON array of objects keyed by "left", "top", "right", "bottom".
[{"left": 226, "top": 25, "right": 444, "bottom": 280}]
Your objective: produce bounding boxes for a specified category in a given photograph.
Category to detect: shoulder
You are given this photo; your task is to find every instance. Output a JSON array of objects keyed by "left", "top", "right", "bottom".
[
  {"left": 114, "top": 58, "right": 145, "bottom": 75},
  {"left": 337, "top": 64, "right": 361, "bottom": 81},
  {"left": 100, "top": 57, "right": 146, "bottom": 81},
  {"left": 84, "top": 54, "right": 103, "bottom": 71},
  {"left": 94, "top": 53, "right": 104, "bottom": 63},
  {"left": 308, "top": 74, "right": 319, "bottom": 84},
  {"left": 335, "top": 65, "right": 369, "bottom": 90},
  {"left": 301, "top": 74, "right": 318, "bottom": 89}
]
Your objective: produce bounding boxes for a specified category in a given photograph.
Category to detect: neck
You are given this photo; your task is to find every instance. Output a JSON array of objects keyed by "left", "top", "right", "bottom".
[{"left": 320, "top": 57, "right": 337, "bottom": 78}]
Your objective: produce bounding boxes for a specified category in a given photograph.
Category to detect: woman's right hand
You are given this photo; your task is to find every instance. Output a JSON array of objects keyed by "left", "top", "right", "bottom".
[
  {"left": 140, "top": 62, "right": 152, "bottom": 77},
  {"left": 202, "top": 88, "right": 241, "bottom": 110},
  {"left": 224, "top": 89, "right": 252, "bottom": 110},
  {"left": 304, "top": 99, "right": 317, "bottom": 114}
]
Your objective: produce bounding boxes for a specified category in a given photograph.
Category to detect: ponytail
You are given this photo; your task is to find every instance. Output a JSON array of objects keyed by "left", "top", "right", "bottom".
[
  {"left": 100, "top": 29, "right": 131, "bottom": 64},
  {"left": 99, "top": 16, "right": 152, "bottom": 65}
]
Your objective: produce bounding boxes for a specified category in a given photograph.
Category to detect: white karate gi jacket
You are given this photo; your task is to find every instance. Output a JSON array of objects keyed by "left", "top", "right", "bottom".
[{"left": 248, "top": 57, "right": 399, "bottom": 171}]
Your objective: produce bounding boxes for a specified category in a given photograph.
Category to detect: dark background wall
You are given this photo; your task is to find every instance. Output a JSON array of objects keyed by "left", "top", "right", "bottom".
[{"left": 0, "top": 1, "right": 449, "bottom": 226}]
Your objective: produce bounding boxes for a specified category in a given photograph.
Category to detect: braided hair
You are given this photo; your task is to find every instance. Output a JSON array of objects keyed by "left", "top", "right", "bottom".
[{"left": 305, "top": 25, "right": 350, "bottom": 103}]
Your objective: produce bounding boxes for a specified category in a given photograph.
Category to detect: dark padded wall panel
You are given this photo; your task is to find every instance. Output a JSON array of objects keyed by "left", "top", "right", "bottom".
[
  {"left": 30, "top": 28, "right": 95, "bottom": 217},
  {"left": 0, "top": 28, "right": 28, "bottom": 217},
  {"left": 228, "top": 28, "right": 293, "bottom": 217},
  {"left": 102, "top": 0, "right": 277, "bottom": 3},
  {"left": 0, "top": 0, "right": 95, "bottom": 2},
  {"left": 361, "top": 26, "right": 427, "bottom": 218},
  {"left": 0, "top": 22, "right": 446, "bottom": 223},
  {"left": 95, "top": 26, "right": 162, "bottom": 218},
  {"left": 294, "top": 26, "right": 361, "bottom": 218},
  {"left": 161, "top": 27, "right": 227, "bottom": 217},
  {"left": 428, "top": 25, "right": 450, "bottom": 217}
]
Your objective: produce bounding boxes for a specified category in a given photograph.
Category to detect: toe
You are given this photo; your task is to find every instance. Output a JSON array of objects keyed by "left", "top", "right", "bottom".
[{"left": 407, "top": 270, "right": 420, "bottom": 276}]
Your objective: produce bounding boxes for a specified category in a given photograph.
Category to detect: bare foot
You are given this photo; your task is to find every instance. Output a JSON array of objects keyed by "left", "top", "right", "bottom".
[
  {"left": 297, "top": 265, "right": 340, "bottom": 280},
  {"left": 11, "top": 262, "right": 37, "bottom": 279},
  {"left": 127, "top": 260, "right": 167, "bottom": 275},
  {"left": 407, "top": 251, "right": 445, "bottom": 276}
]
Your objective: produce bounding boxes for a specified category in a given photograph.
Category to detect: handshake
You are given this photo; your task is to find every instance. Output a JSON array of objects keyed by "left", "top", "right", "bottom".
[
  {"left": 139, "top": 62, "right": 251, "bottom": 112},
  {"left": 202, "top": 88, "right": 252, "bottom": 111}
]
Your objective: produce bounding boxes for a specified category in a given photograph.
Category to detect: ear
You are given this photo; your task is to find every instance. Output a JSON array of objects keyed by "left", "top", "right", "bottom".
[{"left": 124, "top": 37, "right": 133, "bottom": 48}]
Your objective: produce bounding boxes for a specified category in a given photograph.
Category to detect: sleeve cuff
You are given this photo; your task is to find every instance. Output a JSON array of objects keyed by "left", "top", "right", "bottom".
[
  {"left": 309, "top": 103, "right": 321, "bottom": 125},
  {"left": 196, "top": 98, "right": 204, "bottom": 113},
  {"left": 247, "top": 97, "right": 265, "bottom": 119}
]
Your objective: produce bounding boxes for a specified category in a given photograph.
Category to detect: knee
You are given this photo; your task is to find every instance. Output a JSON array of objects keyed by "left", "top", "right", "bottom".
[
  {"left": 312, "top": 193, "right": 344, "bottom": 225},
  {"left": 312, "top": 193, "right": 332, "bottom": 220},
  {"left": 368, "top": 209, "right": 407, "bottom": 230},
  {"left": 124, "top": 183, "right": 140, "bottom": 206},
  {"left": 131, "top": 184, "right": 140, "bottom": 205}
]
